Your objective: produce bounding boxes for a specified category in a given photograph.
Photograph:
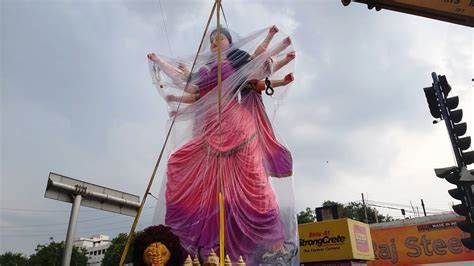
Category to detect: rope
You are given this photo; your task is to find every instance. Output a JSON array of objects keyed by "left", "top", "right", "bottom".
[
  {"left": 118, "top": 2, "right": 218, "bottom": 265},
  {"left": 220, "top": 3, "right": 229, "bottom": 28},
  {"left": 158, "top": 0, "right": 173, "bottom": 56}
]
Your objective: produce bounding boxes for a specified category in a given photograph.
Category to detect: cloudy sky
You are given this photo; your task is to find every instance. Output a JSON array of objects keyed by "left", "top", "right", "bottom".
[{"left": 1, "top": 0, "right": 472, "bottom": 256}]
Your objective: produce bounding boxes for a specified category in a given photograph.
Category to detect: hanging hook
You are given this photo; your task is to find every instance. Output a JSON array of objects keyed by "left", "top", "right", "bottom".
[{"left": 265, "top": 77, "right": 274, "bottom": 96}]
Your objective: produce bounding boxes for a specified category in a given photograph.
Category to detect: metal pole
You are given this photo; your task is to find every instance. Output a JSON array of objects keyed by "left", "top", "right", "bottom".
[
  {"left": 432, "top": 73, "right": 463, "bottom": 167},
  {"left": 421, "top": 199, "right": 427, "bottom": 216},
  {"left": 410, "top": 201, "right": 416, "bottom": 217},
  {"left": 361, "top": 193, "right": 369, "bottom": 224},
  {"left": 62, "top": 194, "right": 82, "bottom": 266}
]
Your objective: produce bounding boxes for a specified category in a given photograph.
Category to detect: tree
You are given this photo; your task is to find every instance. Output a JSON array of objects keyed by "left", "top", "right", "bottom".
[
  {"left": 102, "top": 233, "right": 132, "bottom": 266},
  {"left": 322, "top": 200, "right": 393, "bottom": 223},
  {"left": 297, "top": 207, "right": 316, "bottom": 224},
  {"left": 27, "top": 241, "right": 87, "bottom": 266},
  {"left": 0, "top": 252, "right": 29, "bottom": 266}
]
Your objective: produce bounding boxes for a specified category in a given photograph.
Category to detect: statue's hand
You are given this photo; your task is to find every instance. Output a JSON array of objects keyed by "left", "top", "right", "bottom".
[
  {"left": 147, "top": 53, "right": 159, "bottom": 62},
  {"left": 269, "top": 25, "right": 279, "bottom": 35}
]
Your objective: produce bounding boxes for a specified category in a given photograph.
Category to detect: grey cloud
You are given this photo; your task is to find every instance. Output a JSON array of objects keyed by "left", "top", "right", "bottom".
[{"left": 1, "top": 0, "right": 472, "bottom": 256}]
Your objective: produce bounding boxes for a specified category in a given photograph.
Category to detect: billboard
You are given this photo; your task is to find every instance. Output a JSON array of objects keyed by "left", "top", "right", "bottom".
[
  {"left": 45, "top": 172, "right": 140, "bottom": 217},
  {"left": 299, "top": 218, "right": 375, "bottom": 263},
  {"left": 369, "top": 217, "right": 474, "bottom": 265},
  {"left": 344, "top": 0, "right": 474, "bottom": 27},
  {"left": 392, "top": 0, "right": 474, "bottom": 17}
]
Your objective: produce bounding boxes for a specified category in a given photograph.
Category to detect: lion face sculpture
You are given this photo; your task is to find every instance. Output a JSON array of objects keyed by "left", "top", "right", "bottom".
[{"left": 143, "top": 242, "right": 171, "bottom": 266}]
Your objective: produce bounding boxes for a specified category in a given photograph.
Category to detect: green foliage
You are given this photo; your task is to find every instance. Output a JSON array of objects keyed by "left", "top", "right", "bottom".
[
  {"left": 27, "top": 241, "right": 87, "bottom": 266},
  {"left": 102, "top": 233, "right": 132, "bottom": 266},
  {"left": 322, "top": 200, "right": 340, "bottom": 208},
  {"left": 321, "top": 200, "right": 393, "bottom": 223},
  {"left": 0, "top": 252, "right": 29, "bottom": 266},
  {"left": 297, "top": 207, "right": 316, "bottom": 224}
]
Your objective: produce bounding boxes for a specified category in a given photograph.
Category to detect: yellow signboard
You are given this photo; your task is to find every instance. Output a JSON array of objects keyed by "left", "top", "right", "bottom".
[
  {"left": 299, "top": 218, "right": 375, "bottom": 263},
  {"left": 393, "top": 0, "right": 474, "bottom": 17},
  {"left": 347, "top": 0, "right": 474, "bottom": 27}
]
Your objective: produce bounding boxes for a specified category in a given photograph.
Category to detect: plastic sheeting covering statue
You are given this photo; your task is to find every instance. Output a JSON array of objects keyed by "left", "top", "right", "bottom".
[{"left": 148, "top": 25, "right": 298, "bottom": 265}]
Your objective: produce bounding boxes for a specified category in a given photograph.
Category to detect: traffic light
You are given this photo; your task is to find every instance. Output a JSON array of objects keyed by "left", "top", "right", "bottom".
[
  {"left": 424, "top": 73, "right": 474, "bottom": 249},
  {"left": 435, "top": 167, "right": 474, "bottom": 249},
  {"left": 437, "top": 74, "right": 474, "bottom": 167},
  {"left": 423, "top": 86, "right": 441, "bottom": 120}
]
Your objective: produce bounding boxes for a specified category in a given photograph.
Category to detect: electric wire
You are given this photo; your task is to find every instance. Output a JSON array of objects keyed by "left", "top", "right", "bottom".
[
  {"left": 1, "top": 214, "right": 154, "bottom": 236},
  {"left": 0, "top": 206, "right": 155, "bottom": 214},
  {"left": 323, "top": 199, "right": 452, "bottom": 220},
  {"left": 354, "top": 199, "right": 449, "bottom": 212},
  {"left": 367, "top": 203, "right": 446, "bottom": 215},
  {"left": 0, "top": 207, "right": 154, "bottom": 228},
  {"left": 1, "top": 214, "right": 154, "bottom": 234},
  {"left": 0, "top": 223, "right": 150, "bottom": 238},
  {"left": 0, "top": 207, "right": 97, "bottom": 213}
]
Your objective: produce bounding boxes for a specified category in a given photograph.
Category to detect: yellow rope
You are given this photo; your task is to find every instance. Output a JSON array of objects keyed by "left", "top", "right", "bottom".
[{"left": 118, "top": 2, "right": 217, "bottom": 265}]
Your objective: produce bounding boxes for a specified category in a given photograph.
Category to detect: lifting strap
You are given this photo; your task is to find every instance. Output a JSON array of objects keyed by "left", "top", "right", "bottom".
[{"left": 118, "top": 2, "right": 218, "bottom": 265}]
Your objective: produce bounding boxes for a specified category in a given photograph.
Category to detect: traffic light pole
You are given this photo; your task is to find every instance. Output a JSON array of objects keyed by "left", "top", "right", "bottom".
[
  {"left": 431, "top": 73, "right": 463, "bottom": 167},
  {"left": 432, "top": 72, "right": 474, "bottom": 211},
  {"left": 427, "top": 72, "right": 474, "bottom": 249}
]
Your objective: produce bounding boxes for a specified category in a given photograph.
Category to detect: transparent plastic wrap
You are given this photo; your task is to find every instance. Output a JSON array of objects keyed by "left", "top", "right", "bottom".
[{"left": 148, "top": 26, "right": 298, "bottom": 265}]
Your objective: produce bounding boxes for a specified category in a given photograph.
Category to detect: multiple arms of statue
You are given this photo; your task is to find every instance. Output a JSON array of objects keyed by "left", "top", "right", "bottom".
[
  {"left": 147, "top": 53, "right": 199, "bottom": 94},
  {"left": 148, "top": 25, "right": 295, "bottom": 104},
  {"left": 252, "top": 25, "right": 279, "bottom": 59},
  {"left": 248, "top": 26, "right": 295, "bottom": 88}
]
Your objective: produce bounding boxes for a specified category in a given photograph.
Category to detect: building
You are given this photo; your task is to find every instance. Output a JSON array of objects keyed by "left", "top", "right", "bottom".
[{"left": 73, "top": 234, "right": 112, "bottom": 266}]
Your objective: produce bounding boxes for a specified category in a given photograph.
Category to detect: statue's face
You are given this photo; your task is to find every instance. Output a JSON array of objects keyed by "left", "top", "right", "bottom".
[
  {"left": 143, "top": 242, "right": 171, "bottom": 266},
  {"left": 210, "top": 33, "right": 230, "bottom": 52}
]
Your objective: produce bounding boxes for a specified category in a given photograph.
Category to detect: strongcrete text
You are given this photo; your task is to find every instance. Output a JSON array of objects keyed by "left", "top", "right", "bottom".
[{"left": 300, "top": 235, "right": 346, "bottom": 247}]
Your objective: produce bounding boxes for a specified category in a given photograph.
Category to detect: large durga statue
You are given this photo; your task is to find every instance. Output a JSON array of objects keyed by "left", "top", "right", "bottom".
[{"left": 147, "top": 25, "right": 298, "bottom": 265}]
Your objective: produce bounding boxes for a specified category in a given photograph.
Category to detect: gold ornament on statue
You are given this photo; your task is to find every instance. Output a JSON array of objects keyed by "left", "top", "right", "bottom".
[
  {"left": 204, "top": 249, "right": 219, "bottom": 266},
  {"left": 183, "top": 254, "right": 193, "bottom": 266},
  {"left": 236, "top": 256, "right": 246, "bottom": 266},
  {"left": 192, "top": 255, "right": 201, "bottom": 266}
]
